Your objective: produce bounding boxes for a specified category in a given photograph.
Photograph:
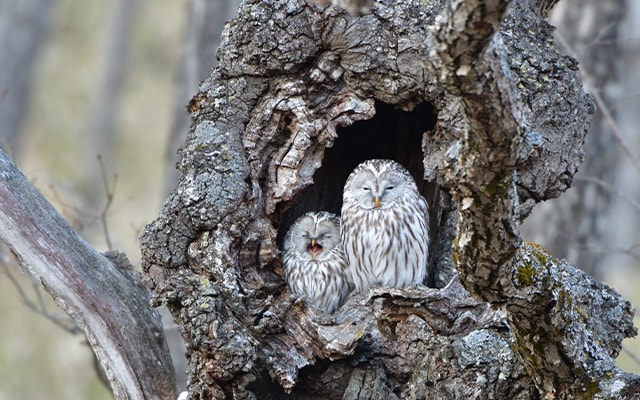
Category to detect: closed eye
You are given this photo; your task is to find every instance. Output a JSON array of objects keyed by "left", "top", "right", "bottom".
[
  {"left": 362, "top": 187, "right": 371, "bottom": 191},
  {"left": 386, "top": 185, "right": 394, "bottom": 190}
]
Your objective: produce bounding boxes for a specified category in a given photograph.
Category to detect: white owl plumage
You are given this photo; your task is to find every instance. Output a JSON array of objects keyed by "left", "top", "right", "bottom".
[
  {"left": 282, "top": 211, "right": 352, "bottom": 313},
  {"left": 341, "top": 159, "right": 429, "bottom": 292}
]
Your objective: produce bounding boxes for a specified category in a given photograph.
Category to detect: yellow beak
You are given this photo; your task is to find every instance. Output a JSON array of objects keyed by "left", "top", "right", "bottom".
[
  {"left": 309, "top": 238, "right": 321, "bottom": 260},
  {"left": 374, "top": 196, "right": 381, "bottom": 208}
]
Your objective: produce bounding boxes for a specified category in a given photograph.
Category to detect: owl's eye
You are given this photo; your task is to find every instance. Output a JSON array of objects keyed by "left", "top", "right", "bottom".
[
  {"left": 363, "top": 187, "right": 371, "bottom": 191},
  {"left": 386, "top": 185, "right": 394, "bottom": 190}
]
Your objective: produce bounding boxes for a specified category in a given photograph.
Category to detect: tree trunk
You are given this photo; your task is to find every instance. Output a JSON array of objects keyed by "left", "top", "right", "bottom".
[{"left": 140, "top": 0, "right": 639, "bottom": 398}]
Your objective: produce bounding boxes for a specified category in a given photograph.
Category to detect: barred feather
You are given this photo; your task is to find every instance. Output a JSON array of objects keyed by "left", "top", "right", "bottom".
[
  {"left": 282, "top": 212, "right": 352, "bottom": 313},
  {"left": 341, "top": 159, "right": 429, "bottom": 292}
]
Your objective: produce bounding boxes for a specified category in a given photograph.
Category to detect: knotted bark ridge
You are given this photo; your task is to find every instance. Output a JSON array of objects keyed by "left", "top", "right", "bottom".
[{"left": 140, "top": 0, "right": 637, "bottom": 398}]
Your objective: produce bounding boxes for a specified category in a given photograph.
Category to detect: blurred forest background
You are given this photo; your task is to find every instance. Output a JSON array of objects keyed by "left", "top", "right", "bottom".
[{"left": 0, "top": 0, "right": 638, "bottom": 399}]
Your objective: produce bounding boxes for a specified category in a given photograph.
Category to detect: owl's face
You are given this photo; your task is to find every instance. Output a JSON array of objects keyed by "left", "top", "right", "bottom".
[
  {"left": 284, "top": 212, "right": 342, "bottom": 262},
  {"left": 344, "top": 159, "right": 416, "bottom": 210}
]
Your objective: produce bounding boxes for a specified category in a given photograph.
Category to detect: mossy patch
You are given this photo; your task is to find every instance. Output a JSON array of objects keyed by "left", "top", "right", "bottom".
[
  {"left": 526, "top": 241, "right": 558, "bottom": 266},
  {"left": 483, "top": 171, "right": 510, "bottom": 197},
  {"left": 515, "top": 263, "right": 535, "bottom": 287},
  {"left": 513, "top": 242, "right": 559, "bottom": 288}
]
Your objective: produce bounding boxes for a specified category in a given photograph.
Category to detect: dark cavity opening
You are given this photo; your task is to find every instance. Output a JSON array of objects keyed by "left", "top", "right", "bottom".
[{"left": 277, "top": 100, "right": 438, "bottom": 245}]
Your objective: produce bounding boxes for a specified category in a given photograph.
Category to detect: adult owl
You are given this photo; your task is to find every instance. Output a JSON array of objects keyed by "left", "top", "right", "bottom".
[
  {"left": 341, "top": 159, "right": 429, "bottom": 292},
  {"left": 282, "top": 211, "right": 352, "bottom": 314}
]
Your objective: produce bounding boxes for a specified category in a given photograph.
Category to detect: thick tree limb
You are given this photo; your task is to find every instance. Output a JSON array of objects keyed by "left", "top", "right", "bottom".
[
  {"left": 0, "top": 149, "right": 176, "bottom": 400},
  {"left": 425, "top": 0, "right": 522, "bottom": 298},
  {"left": 425, "top": 0, "right": 637, "bottom": 397}
]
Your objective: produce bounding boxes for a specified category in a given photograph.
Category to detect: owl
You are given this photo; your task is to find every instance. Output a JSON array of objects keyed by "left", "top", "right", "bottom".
[
  {"left": 341, "top": 159, "right": 429, "bottom": 292},
  {"left": 282, "top": 211, "right": 352, "bottom": 314}
]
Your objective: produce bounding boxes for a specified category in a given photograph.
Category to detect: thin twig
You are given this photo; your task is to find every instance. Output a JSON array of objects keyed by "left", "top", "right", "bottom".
[
  {"left": 572, "top": 37, "right": 640, "bottom": 49},
  {"left": 97, "top": 154, "right": 116, "bottom": 251},
  {"left": 44, "top": 155, "right": 118, "bottom": 251},
  {"left": 568, "top": 242, "right": 640, "bottom": 263},
  {"left": 575, "top": 176, "right": 640, "bottom": 213},
  {"left": 0, "top": 256, "right": 80, "bottom": 334},
  {"left": 576, "top": 21, "right": 618, "bottom": 53},
  {"left": 538, "top": 227, "right": 640, "bottom": 264},
  {"left": 47, "top": 183, "right": 89, "bottom": 230}
]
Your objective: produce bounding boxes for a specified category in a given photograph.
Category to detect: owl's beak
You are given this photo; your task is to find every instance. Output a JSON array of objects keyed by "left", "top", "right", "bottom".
[
  {"left": 374, "top": 196, "right": 381, "bottom": 208},
  {"left": 308, "top": 239, "right": 323, "bottom": 259}
]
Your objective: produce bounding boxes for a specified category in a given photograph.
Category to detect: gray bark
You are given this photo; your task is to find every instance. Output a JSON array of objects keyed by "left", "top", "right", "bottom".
[
  {"left": 140, "top": 0, "right": 638, "bottom": 399},
  {"left": 0, "top": 149, "right": 177, "bottom": 399}
]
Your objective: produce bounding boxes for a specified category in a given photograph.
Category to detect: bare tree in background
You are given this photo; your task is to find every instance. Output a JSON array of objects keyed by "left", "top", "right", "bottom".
[
  {"left": 0, "top": 0, "right": 54, "bottom": 155},
  {"left": 606, "top": 2, "right": 640, "bottom": 274},
  {"left": 522, "top": 0, "right": 626, "bottom": 279},
  {"left": 83, "top": 0, "right": 140, "bottom": 205},
  {"left": 614, "top": 1, "right": 640, "bottom": 268}
]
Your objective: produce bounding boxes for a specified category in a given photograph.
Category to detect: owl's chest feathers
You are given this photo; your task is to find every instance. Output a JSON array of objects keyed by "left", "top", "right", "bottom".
[
  {"left": 359, "top": 202, "right": 422, "bottom": 246},
  {"left": 300, "top": 258, "right": 334, "bottom": 292},
  {"left": 352, "top": 201, "right": 428, "bottom": 285}
]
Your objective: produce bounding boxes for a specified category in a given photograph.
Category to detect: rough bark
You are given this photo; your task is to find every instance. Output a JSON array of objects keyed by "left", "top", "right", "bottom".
[
  {"left": 140, "top": 0, "right": 638, "bottom": 399},
  {"left": 0, "top": 149, "right": 177, "bottom": 399}
]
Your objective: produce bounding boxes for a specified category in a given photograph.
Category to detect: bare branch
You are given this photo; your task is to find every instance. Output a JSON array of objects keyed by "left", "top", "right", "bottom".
[
  {"left": 0, "top": 149, "right": 176, "bottom": 400},
  {"left": 575, "top": 176, "right": 640, "bottom": 213},
  {"left": 0, "top": 258, "right": 79, "bottom": 333},
  {"left": 97, "top": 154, "right": 116, "bottom": 250}
]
